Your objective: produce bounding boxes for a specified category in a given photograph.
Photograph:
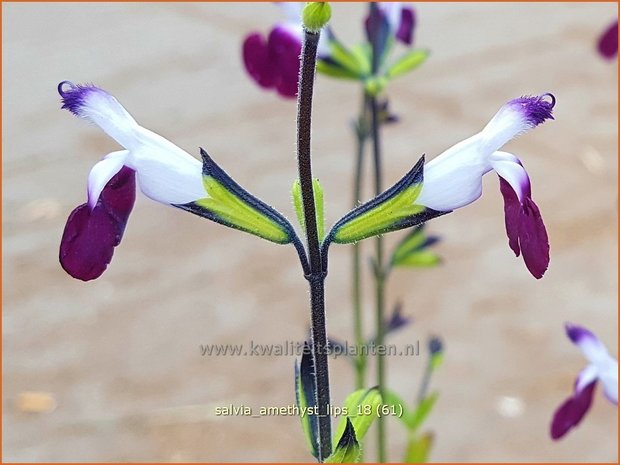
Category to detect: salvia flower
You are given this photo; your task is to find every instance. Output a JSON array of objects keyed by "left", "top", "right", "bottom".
[
  {"left": 551, "top": 323, "right": 618, "bottom": 440},
  {"left": 415, "top": 94, "right": 555, "bottom": 278},
  {"left": 242, "top": 3, "right": 329, "bottom": 98},
  {"left": 329, "top": 94, "right": 554, "bottom": 279},
  {"left": 58, "top": 82, "right": 294, "bottom": 281},
  {"left": 58, "top": 81, "right": 206, "bottom": 281}
]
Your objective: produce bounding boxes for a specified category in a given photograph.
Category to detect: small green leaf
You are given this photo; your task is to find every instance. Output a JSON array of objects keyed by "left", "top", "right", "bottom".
[
  {"left": 292, "top": 178, "right": 325, "bottom": 242},
  {"left": 295, "top": 345, "right": 318, "bottom": 458},
  {"left": 302, "top": 2, "right": 331, "bottom": 33},
  {"left": 334, "top": 387, "right": 382, "bottom": 443},
  {"left": 325, "top": 418, "right": 361, "bottom": 463},
  {"left": 430, "top": 351, "right": 444, "bottom": 371},
  {"left": 383, "top": 389, "right": 410, "bottom": 427},
  {"left": 408, "top": 391, "right": 439, "bottom": 432},
  {"left": 385, "top": 49, "right": 429, "bottom": 79},
  {"left": 404, "top": 431, "right": 434, "bottom": 463}
]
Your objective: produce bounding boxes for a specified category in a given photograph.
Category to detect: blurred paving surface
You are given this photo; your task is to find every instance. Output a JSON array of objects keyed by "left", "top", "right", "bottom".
[{"left": 2, "top": 2, "right": 618, "bottom": 462}]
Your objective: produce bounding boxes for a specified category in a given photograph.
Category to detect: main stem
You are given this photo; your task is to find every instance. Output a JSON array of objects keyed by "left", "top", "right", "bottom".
[
  {"left": 296, "top": 28, "right": 332, "bottom": 462},
  {"left": 368, "top": 3, "right": 387, "bottom": 462}
]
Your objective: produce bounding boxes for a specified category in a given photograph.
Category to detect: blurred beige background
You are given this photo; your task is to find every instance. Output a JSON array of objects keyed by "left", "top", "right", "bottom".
[{"left": 2, "top": 2, "right": 618, "bottom": 462}]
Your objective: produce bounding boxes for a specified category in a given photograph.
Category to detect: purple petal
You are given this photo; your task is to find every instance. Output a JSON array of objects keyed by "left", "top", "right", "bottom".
[
  {"left": 267, "top": 25, "right": 301, "bottom": 98},
  {"left": 597, "top": 20, "right": 618, "bottom": 59},
  {"left": 395, "top": 7, "right": 416, "bottom": 45},
  {"left": 60, "top": 166, "right": 136, "bottom": 281},
  {"left": 499, "top": 176, "right": 522, "bottom": 257},
  {"left": 550, "top": 380, "right": 597, "bottom": 440},
  {"left": 507, "top": 94, "right": 556, "bottom": 127},
  {"left": 499, "top": 177, "right": 549, "bottom": 279},
  {"left": 518, "top": 196, "right": 550, "bottom": 279},
  {"left": 242, "top": 33, "right": 277, "bottom": 89}
]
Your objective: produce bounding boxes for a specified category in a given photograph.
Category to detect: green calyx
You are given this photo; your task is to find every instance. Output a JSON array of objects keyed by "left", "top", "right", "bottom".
[
  {"left": 196, "top": 177, "right": 290, "bottom": 244},
  {"left": 333, "top": 183, "right": 424, "bottom": 244},
  {"left": 292, "top": 178, "right": 325, "bottom": 242},
  {"left": 176, "top": 148, "right": 294, "bottom": 245}
]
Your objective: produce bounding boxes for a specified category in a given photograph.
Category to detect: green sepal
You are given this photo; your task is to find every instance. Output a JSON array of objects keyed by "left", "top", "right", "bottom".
[
  {"left": 325, "top": 418, "right": 361, "bottom": 463},
  {"left": 391, "top": 226, "right": 441, "bottom": 268},
  {"left": 404, "top": 432, "right": 434, "bottom": 463},
  {"left": 383, "top": 389, "right": 411, "bottom": 428},
  {"left": 302, "top": 2, "right": 331, "bottom": 33},
  {"left": 385, "top": 49, "right": 429, "bottom": 79},
  {"left": 334, "top": 387, "right": 382, "bottom": 443},
  {"left": 295, "top": 344, "right": 319, "bottom": 458},
  {"left": 176, "top": 149, "right": 294, "bottom": 244},
  {"left": 292, "top": 178, "right": 325, "bottom": 242},
  {"left": 316, "top": 30, "right": 370, "bottom": 80},
  {"left": 408, "top": 391, "right": 439, "bottom": 432},
  {"left": 326, "top": 156, "right": 447, "bottom": 245}
]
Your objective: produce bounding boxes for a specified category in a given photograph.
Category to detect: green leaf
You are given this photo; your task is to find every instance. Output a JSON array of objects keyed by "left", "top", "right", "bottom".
[
  {"left": 334, "top": 387, "right": 382, "bottom": 443},
  {"left": 383, "top": 389, "right": 410, "bottom": 427},
  {"left": 364, "top": 75, "right": 388, "bottom": 96},
  {"left": 302, "top": 2, "right": 331, "bottom": 33},
  {"left": 385, "top": 49, "right": 429, "bottom": 80},
  {"left": 329, "top": 157, "right": 432, "bottom": 245},
  {"left": 180, "top": 149, "right": 294, "bottom": 244},
  {"left": 325, "top": 418, "right": 361, "bottom": 463},
  {"left": 292, "top": 178, "right": 325, "bottom": 242},
  {"left": 295, "top": 345, "right": 318, "bottom": 458},
  {"left": 407, "top": 391, "right": 439, "bottom": 432},
  {"left": 404, "top": 432, "right": 434, "bottom": 463}
]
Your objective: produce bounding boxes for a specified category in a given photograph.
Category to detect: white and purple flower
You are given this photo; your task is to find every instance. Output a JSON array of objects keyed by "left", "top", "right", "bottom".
[
  {"left": 551, "top": 323, "right": 618, "bottom": 440},
  {"left": 415, "top": 94, "right": 555, "bottom": 278},
  {"left": 242, "top": 3, "right": 329, "bottom": 98},
  {"left": 58, "top": 81, "right": 206, "bottom": 281}
]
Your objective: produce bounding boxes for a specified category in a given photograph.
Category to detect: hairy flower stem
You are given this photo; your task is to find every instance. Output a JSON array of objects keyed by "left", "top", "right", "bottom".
[
  {"left": 297, "top": 28, "right": 332, "bottom": 462},
  {"left": 368, "top": 3, "right": 387, "bottom": 462}
]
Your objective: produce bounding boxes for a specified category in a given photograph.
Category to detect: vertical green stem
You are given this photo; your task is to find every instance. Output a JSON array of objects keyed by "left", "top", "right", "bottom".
[
  {"left": 368, "top": 2, "right": 388, "bottom": 462},
  {"left": 352, "top": 94, "right": 369, "bottom": 391},
  {"left": 296, "top": 28, "right": 332, "bottom": 462}
]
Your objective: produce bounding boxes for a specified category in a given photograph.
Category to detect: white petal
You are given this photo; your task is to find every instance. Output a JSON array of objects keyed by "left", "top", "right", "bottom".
[
  {"left": 598, "top": 359, "right": 618, "bottom": 404},
  {"left": 378, "top": 3, "right": 403, "bottom": 33},
  {"left": 87, "top": 150, "right": 129, "bottom": 209},
  {"left": 575, "top": 364, "right": 599, "bottom": 393},
  {"left": 124, "top": 127, "right": 207, "bottom": 205},
  {"left": 415, "top": 134, "right": 492, "bottom": 211},
  {"left": 61, "top": 83, "right": 140, "bottom": 150},
  {"left": 490, "top": 151, "right": 531, "bottom": 203}
]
